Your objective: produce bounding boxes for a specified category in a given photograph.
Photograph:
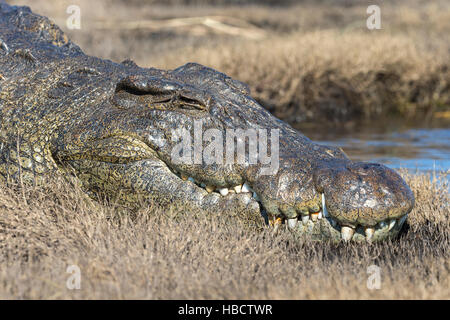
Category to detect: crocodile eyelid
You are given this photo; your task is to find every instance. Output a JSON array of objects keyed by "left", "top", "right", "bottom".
[{"left": 177, "top": 95, "right": 207, "bottom": 111}]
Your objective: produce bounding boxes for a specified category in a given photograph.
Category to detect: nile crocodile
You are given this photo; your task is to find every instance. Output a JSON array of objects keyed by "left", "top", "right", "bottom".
[{"left": 0, "top": 4, "right": 414, "bottom": 242}]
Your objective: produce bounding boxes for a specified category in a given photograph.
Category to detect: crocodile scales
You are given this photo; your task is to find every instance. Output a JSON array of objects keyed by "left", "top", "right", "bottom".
[{"left": 0, "top": 3, "right": 414, "bottom": 241}]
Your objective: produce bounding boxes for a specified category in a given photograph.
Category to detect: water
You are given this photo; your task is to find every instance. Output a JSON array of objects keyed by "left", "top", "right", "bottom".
[{"left": 298, "top": 123, "right": 450, "bottom": 175}]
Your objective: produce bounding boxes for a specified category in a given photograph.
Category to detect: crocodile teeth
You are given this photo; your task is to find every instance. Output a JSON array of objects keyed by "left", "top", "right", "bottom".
[
  {"left": 187, "top": 177, "right": 195, "bottom": 183},
  {"left": 234, "top": 185, "right": 242, "bottom": 193},
  {"left": 365, "top": 227, "right": 375, "bottom": 241},
  {"left": 321, "top": 193, "right": 329, "bottom": 218},
  {"left": 287, "top": 218, "right": 298, "bottom": 229},
  {"left": 310, "top": 212, "right": 319, "bottom": 222},
  {"left": 398, "top": 215, "right": 407, "bottom": 226},
  {"left": 378, "top": 221, "right": 387, "bottom": 229},
  {"left": 318, "top": 211, "right": 323, "bottom": 220},
  {"left": 388, "top": 219, "right": 396, "bottom": 231},
  {"left": 341, "top": 226, "right": 355, "bottom": 241},
  {"left": 218, "top": 188, "right": 229, "bottom": 196},
  {"left": 252, "top": 192, "right": 260, "bottom": 201},
  {"left": 205, "top": 185, "right": 215, "bottom": 193},
  {"left": 241, "top": 182, "right": 251, "bottom": 193},
  {"left": 301, "top": 214, "right": 309, "bottom": 224}
]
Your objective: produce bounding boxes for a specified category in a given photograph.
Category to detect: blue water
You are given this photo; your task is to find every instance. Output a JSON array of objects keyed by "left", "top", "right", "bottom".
[{"left": 301, "top": 127, "right": 450, "bottom": 175}]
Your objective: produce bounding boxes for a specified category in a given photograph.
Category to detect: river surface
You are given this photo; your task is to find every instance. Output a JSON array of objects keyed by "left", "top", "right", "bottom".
[{"left": 298, "top": 122, "right": 449, "bottom": 176}]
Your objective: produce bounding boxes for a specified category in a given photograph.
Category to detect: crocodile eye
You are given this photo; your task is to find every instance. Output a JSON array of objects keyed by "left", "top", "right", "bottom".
[
  {"left": 177, "top": 95, "right": 207, "bottom": 111},
  {"left": 113, "top": 78, "right": 209, "bottom": 113}
]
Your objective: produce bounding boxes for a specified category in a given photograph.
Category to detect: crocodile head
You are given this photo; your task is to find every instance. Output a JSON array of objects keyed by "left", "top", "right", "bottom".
[
  {"left": 0, "top": 4, "right": 414, "bottom": 242},
  {"left": 51, "top": 62, "right": 414, "bottom": 242}
]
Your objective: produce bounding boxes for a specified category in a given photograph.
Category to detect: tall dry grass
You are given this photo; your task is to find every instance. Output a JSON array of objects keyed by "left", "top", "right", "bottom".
[
  {"left": 0, "top": 172, "right": 448, "bottom": 299},
  {"left": 154, "top": 31, "right": 449, "bottom": 124}
]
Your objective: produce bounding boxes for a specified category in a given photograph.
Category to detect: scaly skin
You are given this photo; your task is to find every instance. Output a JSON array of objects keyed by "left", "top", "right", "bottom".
[{"left": 0, "top": 4, "right": 414, "bottom": 241}]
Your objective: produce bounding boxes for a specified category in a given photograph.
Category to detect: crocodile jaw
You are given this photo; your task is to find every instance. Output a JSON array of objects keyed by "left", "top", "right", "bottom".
[
  {"left": 285, "top": 193, "right": 409, "bottom": 242},
  {"left": 169, "top": 171, "right": 409, "bottom": 242}
]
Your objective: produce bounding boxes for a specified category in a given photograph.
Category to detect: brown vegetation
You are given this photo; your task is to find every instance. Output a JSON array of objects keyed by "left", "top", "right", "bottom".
[
  {"left": 0, "top": 172, "right": 448, "bottom": 299},
  {"left": 155, "top": 31, "right": 449, "bottom": 124}
]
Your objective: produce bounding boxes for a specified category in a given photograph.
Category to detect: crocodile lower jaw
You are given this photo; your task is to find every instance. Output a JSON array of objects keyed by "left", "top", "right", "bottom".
[
  {"left": 172, "top": 170, "right": 260, "bottom": 200},
  {"left": 283, "top": 193, "right": 408, "bottom": 242},
  {"left": 171, "top": 172, "right": 408, "bottom": 242}
]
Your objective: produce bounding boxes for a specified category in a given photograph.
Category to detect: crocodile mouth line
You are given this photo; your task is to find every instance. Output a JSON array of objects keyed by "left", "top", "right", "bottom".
[
  {"left": 60, "top": 147, "right": 409, "bottom": 243},
  {"left": 169, "top": 170, "right": 408, "bottom": 242},
  {"left": 170, "top": 168, "right": 261, "bottom": 200}
]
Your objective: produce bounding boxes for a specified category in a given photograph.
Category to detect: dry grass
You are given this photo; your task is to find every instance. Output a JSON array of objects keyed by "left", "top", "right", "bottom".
[
  {"left": 9, "top": 0, "right": 450, "bottom": 125},
  {"left": 0, "top": 171, "right": 448, "bottom": 299},
  {"left": 2, "top": 0, "right": 449, "bottom": 299}
]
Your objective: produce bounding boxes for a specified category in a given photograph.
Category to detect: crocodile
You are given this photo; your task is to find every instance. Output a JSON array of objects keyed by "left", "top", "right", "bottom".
[{"left": 0, "top": 3, "right": 414, "bottom": 242}]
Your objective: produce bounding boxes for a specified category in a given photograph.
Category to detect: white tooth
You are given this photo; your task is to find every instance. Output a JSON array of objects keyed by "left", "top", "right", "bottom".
[
  {"left": 378, "top": 221, "right": 387, "bottom": 229},
  {"left": 365, "top": 227, "right": 375, "bottom": 241},
  {"left": 287, "top": 218, "right": 298, "bottom": 229},
  {"left": 341, "top": 226, "right": 355, "bottom": 241},
  {"left": 398, "top": 215, "right": 407, "bottom": 226},
  {"left": 388, "top": 219, "right": 396, "bottom": 231},
  {"left": 241, "top": 182, "right": 251, "bottom": 193},
  {"left": 318, "top": 211, "right": 323, "bottom": 219},
  {"left": 321, "top": 193, "right": 329, "bottom": 218},
  {"left": 301, "top": 215, "right": 309, "bottom": 225},
  {"left": 218, "top": 188, "right": 229, "bottom": 196},
  {"left": 205, "top": 185, "right": 215, "bottom": 193},
  {"left": 310, "top": 212, "right": 319, "bottom": 222},
  {"left": 252, "top": 192, "right": 260, "bottom": 201},
  {"left": 188, "top": 177, "right": 195, "bottom": 183},
  {"left": 234, "top": 185, "right": 242, "bottom": 193}
]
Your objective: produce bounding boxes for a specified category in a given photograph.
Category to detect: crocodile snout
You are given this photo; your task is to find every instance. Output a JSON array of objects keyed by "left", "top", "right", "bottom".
[{"left": 313, "top": 161, "right": 415, "bottom": 240}]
